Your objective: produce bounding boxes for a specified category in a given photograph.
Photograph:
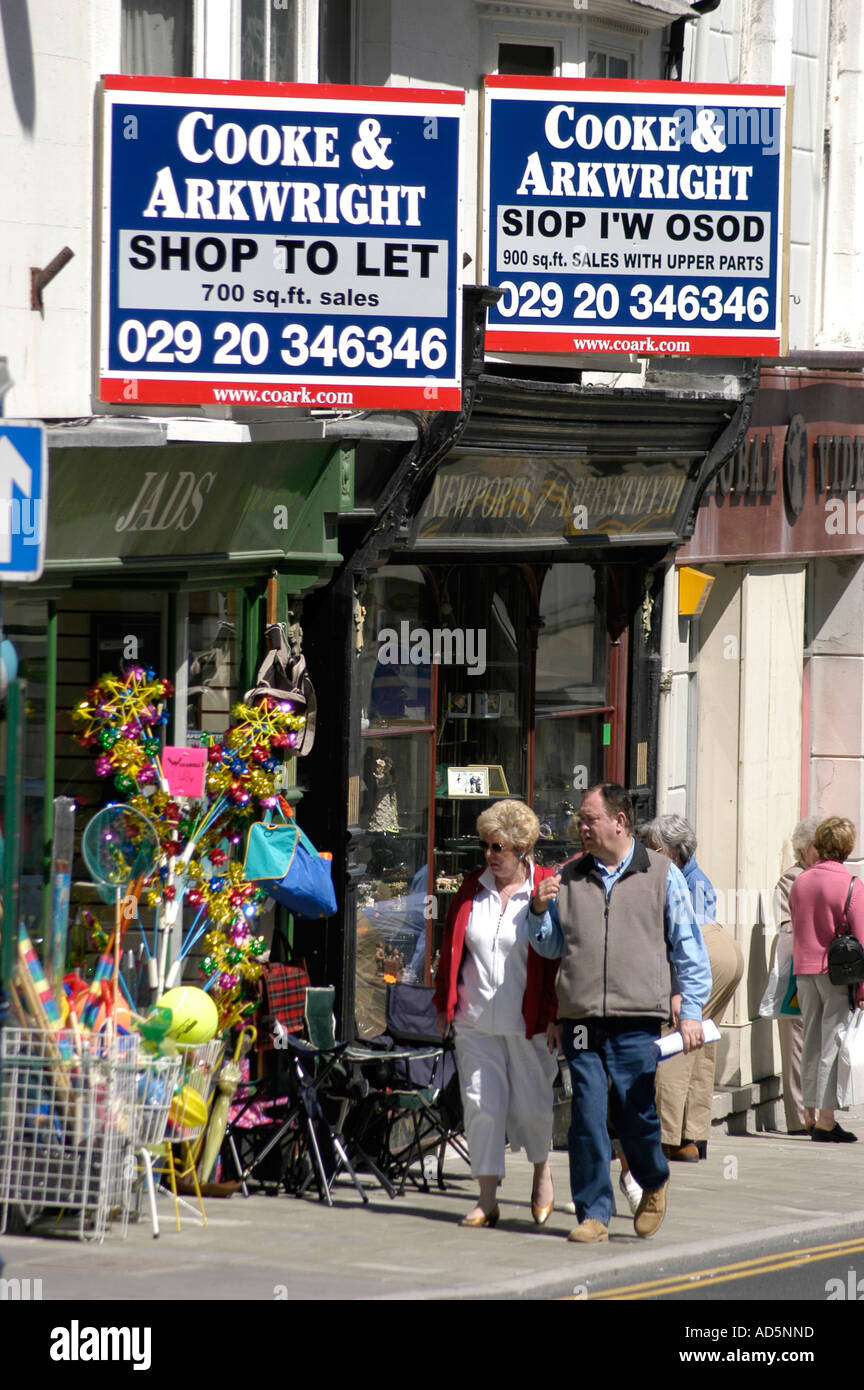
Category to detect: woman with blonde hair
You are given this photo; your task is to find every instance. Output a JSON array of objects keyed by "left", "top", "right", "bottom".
[
  {"left": 790, "top": 816, "right": 864, "bottom": 1142},
  {"left": 434, "top": 799, "right": 560, "bottom": 1227}
]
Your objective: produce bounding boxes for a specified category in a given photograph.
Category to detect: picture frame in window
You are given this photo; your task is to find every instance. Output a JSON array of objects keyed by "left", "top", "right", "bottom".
[
  {"left": 447, "top": 691, "right": 472, "bottom": 716},
  {"left": 447, "top": 765, "right": 489, "bottom": 797}
]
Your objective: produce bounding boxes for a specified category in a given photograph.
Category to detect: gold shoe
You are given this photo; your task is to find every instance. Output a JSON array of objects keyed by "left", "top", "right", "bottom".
[
  {"left": 459, "top": 1205, "right": 500, "bottom": 1228},
  {"left": 531, "top": 1197, "right": 554, "bottom": 1226}
]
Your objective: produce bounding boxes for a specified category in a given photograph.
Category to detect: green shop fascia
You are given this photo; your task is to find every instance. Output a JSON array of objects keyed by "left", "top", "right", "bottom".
[{"left": 0, "top": 414, "right": 414, "bottom": 988}]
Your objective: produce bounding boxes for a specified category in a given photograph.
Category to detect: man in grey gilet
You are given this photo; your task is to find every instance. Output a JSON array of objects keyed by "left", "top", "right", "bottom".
[{"left": 528, "top": 783, "right": 711, "bottom": 1243}]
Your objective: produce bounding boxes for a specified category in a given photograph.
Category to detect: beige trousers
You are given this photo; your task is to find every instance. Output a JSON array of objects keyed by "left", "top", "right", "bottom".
[
  {"left": 778, "top": 1015, "right": 807, "bottom": 1130},
  {"left": 796, "top": 973, "right": 852, "bottom": 1111},
  {"left": 655, "top": 923, "right": 745, "bottom": 1146}
]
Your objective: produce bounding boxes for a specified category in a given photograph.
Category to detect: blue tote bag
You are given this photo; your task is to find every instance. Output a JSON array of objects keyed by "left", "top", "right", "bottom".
[{"left": 242, "top": 805, "right": 337, "bottom": 918}]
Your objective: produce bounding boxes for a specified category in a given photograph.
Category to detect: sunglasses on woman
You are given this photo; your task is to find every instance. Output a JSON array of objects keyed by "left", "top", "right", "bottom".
[{"left": 478, "top": 840, "right": 509, "bottom": 853}]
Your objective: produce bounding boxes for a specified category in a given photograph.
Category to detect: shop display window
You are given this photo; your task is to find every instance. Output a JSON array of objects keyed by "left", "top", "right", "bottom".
[
  {"left": 533, "top": 564, "right": 609, "bottom": 866},
  {"left": 433, "top": 566, "right": 530, "bottom": 926},
  {"left": 350, "top": 561, "right": 614, "bottom": 1028},
  {"left": 354, "top": 568, "right": 434, "bottom": 1037}
]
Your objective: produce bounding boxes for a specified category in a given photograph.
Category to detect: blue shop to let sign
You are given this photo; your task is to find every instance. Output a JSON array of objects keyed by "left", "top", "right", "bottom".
[
  {"left": 482, "top": 76, "right": 788, "bottom": 358},
  {"left": 99, "top": 77, "right": 463, "bottom": 409}
]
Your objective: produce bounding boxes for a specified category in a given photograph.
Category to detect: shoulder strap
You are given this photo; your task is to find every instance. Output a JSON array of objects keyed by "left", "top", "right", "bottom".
[{"left": 836, "top": 877, "right": 856, "bottom": 937}]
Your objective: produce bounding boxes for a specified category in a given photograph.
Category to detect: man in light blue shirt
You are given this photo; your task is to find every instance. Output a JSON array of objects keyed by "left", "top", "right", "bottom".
[{"left": 528, "top": 784, "right": 711, "bottom": 1243}]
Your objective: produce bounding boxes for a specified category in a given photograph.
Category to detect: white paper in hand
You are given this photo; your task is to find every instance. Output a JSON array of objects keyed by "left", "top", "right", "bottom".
[{"left": 655, "top": 1018, "right": 721, "bottom": 1060}]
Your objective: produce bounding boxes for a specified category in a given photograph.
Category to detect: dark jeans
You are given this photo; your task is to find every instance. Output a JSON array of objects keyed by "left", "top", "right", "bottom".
[{"left": 562, "top": 1018, "right": 669, "bottom": 1226}]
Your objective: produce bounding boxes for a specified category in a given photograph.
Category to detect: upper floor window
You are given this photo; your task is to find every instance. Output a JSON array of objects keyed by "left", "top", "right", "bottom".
[
  {"left": 586, "top": 46, "right": 633, "bottom": 80},
  {"left": 319, "top": 0, "right": 354, "bottom": 84},
  {"left": 121, "top": 1, "right": 353, "bottom": 85},
  {"left": 122, "top": 0, "right": 193, "bottom": 76},
  {"left": 241, "top": 0, "right": 296, "bottom": 81},
  {"left": 497, "top": 42, "right": 556, "bottom": 77}
]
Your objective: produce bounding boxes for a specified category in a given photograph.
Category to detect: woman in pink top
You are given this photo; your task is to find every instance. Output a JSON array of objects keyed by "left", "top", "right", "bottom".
[{"left": 790, "top": 817, "right": 864, "bottom": 1142}]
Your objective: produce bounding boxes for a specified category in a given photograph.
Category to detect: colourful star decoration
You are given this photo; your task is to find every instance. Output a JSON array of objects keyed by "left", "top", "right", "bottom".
[{"left": 73, "top": 665, "right": 306, "bottom": 1029}]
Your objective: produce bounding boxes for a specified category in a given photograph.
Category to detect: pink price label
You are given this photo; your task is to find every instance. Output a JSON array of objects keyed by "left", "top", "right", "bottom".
[{"left": 162, "top": 746, "right": 207, "bottom": 799}]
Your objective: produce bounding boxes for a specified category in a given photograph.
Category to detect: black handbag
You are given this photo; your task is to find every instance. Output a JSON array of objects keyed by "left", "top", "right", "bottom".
[{"left": 827, "top": 879, "right": 864, "bottom": 986}]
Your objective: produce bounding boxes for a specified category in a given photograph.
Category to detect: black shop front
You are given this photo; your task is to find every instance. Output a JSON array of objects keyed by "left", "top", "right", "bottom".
[{"left": 295, "top": 366, "right": 756, "bottom": 1034}]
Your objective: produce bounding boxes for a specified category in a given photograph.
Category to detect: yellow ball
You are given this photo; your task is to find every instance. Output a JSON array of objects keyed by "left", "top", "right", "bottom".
[{"left": 156, "top": 986, "right": 219, "bottom": 1045}]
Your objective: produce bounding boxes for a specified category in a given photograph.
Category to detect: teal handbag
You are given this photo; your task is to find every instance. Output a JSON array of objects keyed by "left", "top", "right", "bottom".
[{"left": 242, "top": 805, "right": 337, "bottom": 918}]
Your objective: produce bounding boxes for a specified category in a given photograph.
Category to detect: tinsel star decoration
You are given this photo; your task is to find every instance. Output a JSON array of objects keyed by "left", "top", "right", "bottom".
[{"left": 73, "top": 666, "right": 171, "bottom": 796}]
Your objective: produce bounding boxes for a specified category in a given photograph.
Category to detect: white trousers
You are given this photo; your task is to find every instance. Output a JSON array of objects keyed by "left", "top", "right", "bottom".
[
  {"left": 454, "top": 1028, "right": 557, "bottom": 1178},
  {"left": 797, "top": 973, "right": 852, "bottom": 1110}
]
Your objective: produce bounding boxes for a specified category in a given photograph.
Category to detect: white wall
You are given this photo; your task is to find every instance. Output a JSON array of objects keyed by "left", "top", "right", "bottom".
[
  {"left": 820, "top": 0, "right": 864, "bottom": 346},
  {"left": 809, "top": 557, "right": 864, "bottom": 874},
  {"left": 0, "top": 1, "right": 119, "bottom": 418},
  {"left": 684, "top": 563, "right": 805, "bottom": 1087}
]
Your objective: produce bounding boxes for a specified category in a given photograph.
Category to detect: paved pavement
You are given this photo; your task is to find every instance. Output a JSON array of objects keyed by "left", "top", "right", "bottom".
[{"left": 3, "top": 1113, "right": 864, "bottom": 1302}]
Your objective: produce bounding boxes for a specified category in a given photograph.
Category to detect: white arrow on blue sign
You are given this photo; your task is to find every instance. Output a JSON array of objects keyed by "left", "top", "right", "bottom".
[{"left": 0, "top": 422, "right": 48, "bottom": 582}]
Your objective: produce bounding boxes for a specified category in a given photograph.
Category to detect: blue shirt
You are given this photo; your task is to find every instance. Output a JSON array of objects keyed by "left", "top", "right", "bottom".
[
  {"left": 527, "top": 841, "right": 711, "bottom": 1021},
  {"left": 681, "top": 856, "right": 717, "bottom": 927}
]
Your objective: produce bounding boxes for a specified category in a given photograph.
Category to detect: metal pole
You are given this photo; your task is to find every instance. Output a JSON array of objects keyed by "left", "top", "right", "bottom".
[
  {"left": 41, "top": 601, "right": 57, "bottom": 930},
  {"left": 2, "top": 679, "right": 26, "bottom": 992}
]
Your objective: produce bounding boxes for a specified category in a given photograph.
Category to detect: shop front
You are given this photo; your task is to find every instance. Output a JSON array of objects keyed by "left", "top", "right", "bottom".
[
  {"left": 0, "top": 421, "right": 409, "bottom": 972},
  {"left": 296, "top": 368, "right": 756, "bottom": 1035}
]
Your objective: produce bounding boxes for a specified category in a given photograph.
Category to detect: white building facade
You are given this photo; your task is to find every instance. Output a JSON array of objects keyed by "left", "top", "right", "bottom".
[{"left": 658, "top": 1, "right": 864, "bottom": 1119}]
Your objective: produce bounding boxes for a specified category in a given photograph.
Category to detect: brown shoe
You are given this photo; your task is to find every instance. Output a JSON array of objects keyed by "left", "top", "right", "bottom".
[
  {"left": 567, "top": 1218, "right": 609, "bottom": 1243},
  {"left": 634, "top": 1180, "right": 669, "bottom": 1238},
  {"left": 662, "top": 1142, "right": 699, "bottom": 1162}
]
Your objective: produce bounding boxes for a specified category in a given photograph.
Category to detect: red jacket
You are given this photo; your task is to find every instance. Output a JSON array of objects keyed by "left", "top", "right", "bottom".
[{"left": 433, "top": 865, "right": 560, "bottom": 1038}]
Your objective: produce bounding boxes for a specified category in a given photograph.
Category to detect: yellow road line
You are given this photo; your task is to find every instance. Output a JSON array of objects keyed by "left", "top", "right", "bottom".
[{"left": 581, "top": 1236, "right": 864, "bottom": 1300}]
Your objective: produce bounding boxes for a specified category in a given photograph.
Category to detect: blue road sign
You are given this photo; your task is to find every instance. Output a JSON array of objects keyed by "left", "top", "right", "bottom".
[{"left": 0, "top": 422, "right": 48, "bottom": 582}]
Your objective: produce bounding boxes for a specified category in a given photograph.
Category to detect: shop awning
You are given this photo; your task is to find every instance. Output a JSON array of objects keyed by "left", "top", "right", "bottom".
[{"left": 409, "top": 370, "right": 755, "bottom": 552}]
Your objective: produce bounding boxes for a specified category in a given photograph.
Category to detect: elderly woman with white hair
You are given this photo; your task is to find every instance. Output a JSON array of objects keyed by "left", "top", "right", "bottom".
[
  {"left": 773, "top": 816, "right": 821, "bottom": 1133},
  {"left": 434, "top": 799, "right": 560, "bottom": 1228},
  {"left": 640, "top": 814, "right": 744, "bottom": 1160}
]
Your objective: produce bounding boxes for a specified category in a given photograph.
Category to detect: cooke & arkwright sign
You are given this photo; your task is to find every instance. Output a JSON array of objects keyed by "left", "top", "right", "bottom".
[
  {"left": 99, "top": 77, "right": 463, "bottom": 409},
  {"left": 482, "top": 76, "right": 788, "bottom": 357}
]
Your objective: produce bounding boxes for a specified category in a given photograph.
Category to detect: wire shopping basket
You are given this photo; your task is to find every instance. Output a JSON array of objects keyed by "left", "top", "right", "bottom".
[
  {"left": 0, "top": 1027, "right": 140, "bottom": 1242},
  {"left": 134, "top": 1053, "right": 183, "bottom": 1148},
  {"left": 128, "top": 1050, "right": 183, "bottom": 1238}
]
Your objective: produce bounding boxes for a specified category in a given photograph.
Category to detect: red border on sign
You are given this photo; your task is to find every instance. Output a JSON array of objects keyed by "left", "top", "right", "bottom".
[
  {"left": 485, "top": 330, "right": 781, "bottom": 357},
  {"left": 98, "top": 377, "right": 461, "bottom": 410},
  {"left": 103, "top": 74, "right": 465, "bottom": 104},
  {"left": 483, "top": 75, "right": 785, "bottom": 98}
]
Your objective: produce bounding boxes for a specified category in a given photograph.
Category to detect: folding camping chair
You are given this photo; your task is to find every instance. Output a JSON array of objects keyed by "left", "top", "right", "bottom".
[
  {"left": 222, "top": 990, "right": 370, "bottom": 1206},
  {"left": 304, "top": 985, "right": 420, "bottom": 1200},
  {"left": 376, "top": 982, "right": 468, "bottom": 1195},
  {"left": 310, "top": 982, "right": 468, "bottom": 1198}
]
